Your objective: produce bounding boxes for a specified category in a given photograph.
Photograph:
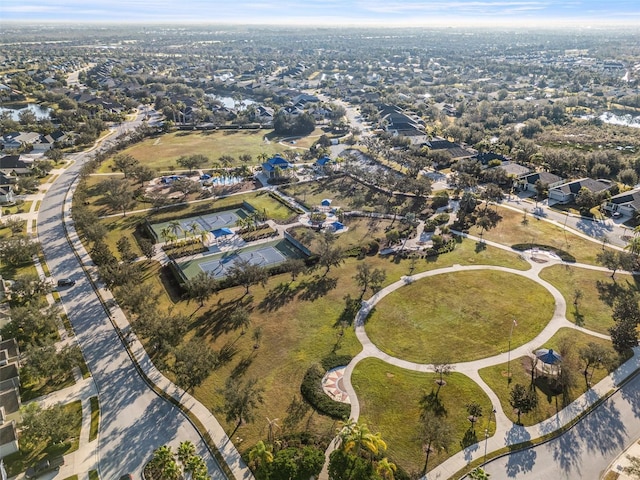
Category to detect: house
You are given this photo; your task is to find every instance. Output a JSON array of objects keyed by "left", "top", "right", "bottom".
[
  {"left": 548, "top": 178, "right": 615, "bottom": 204},
  {"left": 495, "top": 162, "right": 531, "bottom": 178},
  {"left": 254, "top": 105, "right": 274, "bottom": 125},
  {"left": 0, "top": 340, "right": 20, "bottom": 457},
  {"left": 518, "top": 172, "right": 565, "bottom": 192},
  {"left": 602, "top": 188, "right": 640, "bottom": 217},
  {"left": 0, "top": 187, "right": 14, "bottom": 204},
  {"left": 475, "top": 152, "right": 509, "bottom": 165},
  {"left": 427, "top": 138, "right": 475, "bottom": 160},
  {"left": 281, "top": 105, "right": 303, "bottom": 117},
  {"left": 1, "top": 132, "right": 41, "bottom": 151},
  {"left": 261, "top": 155, "right": 292, "bottom": 179},
  {"left": 0, "top": 155, "right": 31, "bottom": 177}
]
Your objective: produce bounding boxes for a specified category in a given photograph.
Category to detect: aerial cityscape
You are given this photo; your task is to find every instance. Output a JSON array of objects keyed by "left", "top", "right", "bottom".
[{"left": 1, "top": 2, "right": 640, "bottom": 480}]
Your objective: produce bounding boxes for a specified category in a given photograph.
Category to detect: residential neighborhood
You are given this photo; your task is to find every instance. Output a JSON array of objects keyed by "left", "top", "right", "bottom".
[{"left": 1, "top": 16, "right": 640, "bottom": 480}]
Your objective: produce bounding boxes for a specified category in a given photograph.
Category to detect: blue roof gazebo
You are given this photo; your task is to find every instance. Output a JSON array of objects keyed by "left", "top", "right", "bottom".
[
  {"left": 330, "top": 221, "right": 344, "bottom": 231},
  {"left": 212, "top": 227, "right": 234, "bottom": 238},
  {"left": 321, "top": 198, "right": 332, "bottom": 207},
  {"left": 535, "top": 348, "right": 562, "bottom": 376}
]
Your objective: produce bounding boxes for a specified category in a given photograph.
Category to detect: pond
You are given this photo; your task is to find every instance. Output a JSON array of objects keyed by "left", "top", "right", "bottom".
[
  {"left": 206, "top": 94, "right": 256, "bottom": 110},
  {"left": 0, "top": 103, "right": 52, "bottom": 121}
]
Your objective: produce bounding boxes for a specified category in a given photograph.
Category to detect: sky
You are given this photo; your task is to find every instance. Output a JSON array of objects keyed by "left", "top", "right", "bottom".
[{"left": 2, "top": 0, "right": 640, "bottom": 26}]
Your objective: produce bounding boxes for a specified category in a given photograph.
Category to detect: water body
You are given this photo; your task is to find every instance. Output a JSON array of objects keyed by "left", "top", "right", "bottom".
[
  {"left": 0, "top": 103, "right": 52, "bottom": 121},
  {"left": 207, "top": 94, "right": 255, "bottom": 110}
]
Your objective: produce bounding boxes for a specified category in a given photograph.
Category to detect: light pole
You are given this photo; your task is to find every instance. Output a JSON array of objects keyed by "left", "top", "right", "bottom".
[
  {"left": 507, "top": 319, "right": 516, "bottom": 383},
  {"left": 484, "top": 407, "right": 496, "bottom": 465}
]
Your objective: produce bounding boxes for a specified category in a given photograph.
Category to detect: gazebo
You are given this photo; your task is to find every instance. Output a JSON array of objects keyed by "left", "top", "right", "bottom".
[
  {"left": 535, "top": 348, "right": 562, "bottom": 376},
  {"left": 211, "top": 227, "right": 234, "bottom": 245}
]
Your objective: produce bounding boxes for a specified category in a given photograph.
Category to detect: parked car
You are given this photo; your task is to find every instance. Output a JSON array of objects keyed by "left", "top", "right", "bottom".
[
  {"left": 25, "top": 456, "right": 65, "bottom": 478},
  {"left": 57, "top": 278, "right": 76, "bottom": 287},
  {"left": 119, "top": 475, "right": 133, "bottom": 480}
]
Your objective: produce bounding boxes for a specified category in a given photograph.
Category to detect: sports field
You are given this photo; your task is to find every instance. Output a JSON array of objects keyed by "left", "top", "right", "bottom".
[
  {"left": 177, "top": 238, "right": 307, "bottom": 280},
  {"left": 149, "top": 208, "right": 250, "bottom": 240}
]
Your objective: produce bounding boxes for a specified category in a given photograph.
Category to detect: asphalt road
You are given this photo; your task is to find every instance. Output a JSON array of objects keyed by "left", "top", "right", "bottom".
[
  {"left": 37, "top": 123, "right": 225, "bottom": 479},
  {"left": 483, "top": 371, "right": 640, "bottom": 479}
]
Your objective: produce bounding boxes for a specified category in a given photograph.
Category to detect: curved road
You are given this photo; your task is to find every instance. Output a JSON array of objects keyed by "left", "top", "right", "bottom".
[
  {"left": 483, "top": 371, "right": 640, "bottom": 479},
  {"left": 37, "top": 132, "right": 225, "bottom": 478}
]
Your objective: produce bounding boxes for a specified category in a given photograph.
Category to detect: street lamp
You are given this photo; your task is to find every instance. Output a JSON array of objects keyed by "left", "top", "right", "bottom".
[
  {"left": 507, "top": 319, "right": 517, "bottom": 383},
  {"left": 484, "top": 407, "right": 496, "bottom": 465}
]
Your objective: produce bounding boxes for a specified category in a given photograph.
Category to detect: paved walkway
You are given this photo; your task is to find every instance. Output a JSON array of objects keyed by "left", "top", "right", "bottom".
[{"left": 321, "top": 229, "right": 640, "bottom": 480}]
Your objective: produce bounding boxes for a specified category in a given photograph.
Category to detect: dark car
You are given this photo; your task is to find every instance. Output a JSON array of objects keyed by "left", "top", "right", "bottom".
[
  {"left": 25, "top": 456, "right": 65, "bottom": 478},
  {"left": 57, "top": 278, "right": 76, "bottom": 287},
  {"left": 119, "top": 475, "right": 133, "bottom": 480}
]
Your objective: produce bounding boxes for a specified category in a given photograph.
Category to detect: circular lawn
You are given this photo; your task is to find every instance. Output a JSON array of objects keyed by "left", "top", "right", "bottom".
[{"left": 365, "top": 270, "right": 555, "bottom": 363}]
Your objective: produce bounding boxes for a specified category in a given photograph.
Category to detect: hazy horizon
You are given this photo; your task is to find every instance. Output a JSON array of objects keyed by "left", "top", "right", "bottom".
[{"left": 2, "top": 0, "right": 640, "bottom": 27}]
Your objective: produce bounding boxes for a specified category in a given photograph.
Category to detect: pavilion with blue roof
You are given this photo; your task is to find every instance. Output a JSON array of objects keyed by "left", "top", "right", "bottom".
[{"left": 262, "top": 155, "right": 292, "bottom": 179}]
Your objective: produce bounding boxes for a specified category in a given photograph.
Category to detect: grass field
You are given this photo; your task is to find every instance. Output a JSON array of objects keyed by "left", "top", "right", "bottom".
[
  {"left": 479, "top": 328, "right": 622, "bottom": 426},
  {"left": 352, "top": 358, "right": 495, "bottom": 474},
  {"left": 539, "top": 264, "right": 633, "bottom": 334},
  {"left": 124, "top": 238, "right": 532, "bottom": 455},
  {"left": 469, "top": 205, "right": 610, "bottom": 265},
  {"left": 280, "top": 176, "right": 416, "bottom": 214},
  {"left": 366, "top": 270, "right": 555, "bottom": 363}
]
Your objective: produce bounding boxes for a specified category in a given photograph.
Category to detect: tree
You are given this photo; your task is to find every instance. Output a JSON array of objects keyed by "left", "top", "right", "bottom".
[
  {"left": 220, "top": 377, "right": 265, "bottom": 435},
  {"left": 579, "top": 342, "right": 610, "bottom": 387},
  {"left": 338, "top": 421, "right": 387, "bottom": 458},
  {"left": 4, "top": 303, "right": 58, "bottom": 345},
  {"left": 269, "top": 446, "right": 325, "bottom": 480},
  {"left": 609, "top": 291, "right": 640, "bottom": 354},
  {"left": 20, "top": 402, "right": 76, "bottom": 448},
  {"left": 354, "top": 262, "right": 387, "bottom": 298},
  {"left": 466, "top": 402, "right": 483, "bottom": 430},
  {"left": 228, "top": 258, "right": 269, "bottom": 295},
  {"left": 317, "top": 241, "right": 345, "bottom": 277},
  {"left": 328, "top": 448, "right": 376, "bottom": 480},
  {"left": 623, "top": 455, "right": 640, "bottom": 479},
  {"left": 177, "top": 154, "right": 208, "bottom": 173},
  {"left": 132, "top": 164, "right": 156, "bottom": 186},
  {"left": 597, "top": 250, "right": 636, "bottom": 278},
  {"left": 418, "top": 414, "right": 453, "bottom": 475},
  {"left": 0, "top": 235, "right": 40, "bottom": 266},
  {"left": 469, "top": 467, "right": 491, "bottom": 479},
  {"left": 172, "top": 338, "right": 218, "bottom": 392},
  {"left": 248, "top": 440, "right": 274, "bottom": 472},
  {"left": 3, "top": 216, "right": 26, "bottom": 235},
  {"left": 170, "top": 177, "right": 201, "bottom": 199},
  {"left": 575, "top": 187, "right": 598, "bottom": 213},
  {"left": 283, "top": 257, "right": 306, "bottom": 283},
  {"left": 376, "top": 458, "right": 397, "bottom": 480},
  {"left": 9, "top": 273, "right": 51, "bottom": 303},
  {"left": 113, "top": 153, "right": 140, "bottom": 178},
  {"left": 509, "top": 383, "right": 537, "bottom": 423},
  {"left": 230, "top": 306, "right": 252, "bottom": 333},
  {"left": 133, "top": 309, "right": 187, "bottom": 355},
  {"left": 139, "top": 237, "right": 156, "bottom": 259},
  {"left": 44, "top": 148, "right": 64, "bottom": 162},
  {"left": 184, "top": 271, "right": 218, "bottom": 307},
  {"left": 116, "top": 236, "right": 137, "bottom": 263},
  {"left": 432, "top": 361, "right": 455, "bottom": 397},
  {"left": 98, "top": 177, "right": 135, "bottom": 216}
]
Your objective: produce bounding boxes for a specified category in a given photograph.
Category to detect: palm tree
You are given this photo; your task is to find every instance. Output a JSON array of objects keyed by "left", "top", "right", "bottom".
[
  {"left": 168, "top": 220, "right": 183, "bottom": 243},
  {"left": 160, "top": 226, "right": 172, "bottom": 244},
  {"left": 248, "top": 440, "right": 273, "bottom": 470},
  {"left": 376, "top": 457, "right": 397, "bottom": 480},
  {"left": 177, "top": 440, "right": 196, "bottom": 465},
  {"left": 339, "top": 421, "right": 387, "bottom": 458}
]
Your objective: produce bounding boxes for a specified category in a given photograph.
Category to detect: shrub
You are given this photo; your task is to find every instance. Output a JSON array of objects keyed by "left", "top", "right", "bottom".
[{"left": 300, "top": 364, "right": 351, "bottom": 420}]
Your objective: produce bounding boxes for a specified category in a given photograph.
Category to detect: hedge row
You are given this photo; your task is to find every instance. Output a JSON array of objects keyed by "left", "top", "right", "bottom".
[{"left": 300, "top": 364, "right": 351, "bottom": 420}]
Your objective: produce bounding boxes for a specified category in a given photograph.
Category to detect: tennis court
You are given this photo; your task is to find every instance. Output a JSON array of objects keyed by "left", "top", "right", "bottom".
[
  {"left": 149, "top": 208, "right": 249, "bottom": 239},
  {"left": 177, "top": 238, "right": 307, "bottom": 280}
]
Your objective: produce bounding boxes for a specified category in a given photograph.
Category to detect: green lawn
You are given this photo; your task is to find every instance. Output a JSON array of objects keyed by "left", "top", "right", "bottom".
[
  {"left": 89, "top": 396, "right": 100, "bottom": 442},
  {"left": 123, "top": 236, "right": 530, "bottom": 453},
  {"left": 539, "top": 264, "right": 632, "bottom": 334},
  {"left": 366, "top": 270, "right": 554, "bottom": 363},
  {"left": 479, "top": 328, "right": 622, "bottom": 426},
  {"left": 469, "top": 205, "right": 611, "bottom": 265},
  {"left": 2, "top": 201, "right": 33, "bottom": 215},
  {"left": 96, "top": 130, "right": 284, "bottom": 173},
  {"left": 352, "top": 358, "right": 495, "bottom": 474},
  {"left": 4, "top": 400, "right": 82, "bottom": 477},
  {"left": 280, "top": 176, "right": 415, "bottom": 214}
]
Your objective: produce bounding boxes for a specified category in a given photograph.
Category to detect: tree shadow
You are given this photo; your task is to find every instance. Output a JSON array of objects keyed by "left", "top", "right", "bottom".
[
  {"left": 334, "top": 294, "right": 361, "bottom": 327},
  {"left": 460, "top": 427, "right": 478, "bottom": 451},
  {"left": 550, "top": 426, "right": 582, "bottom": 475},
  {"left": 193, "top": 296, "right": 253, "bottom": 337},
  {"left": 420, "top": 390, "right": 447, "bottom": 418},
  {"left": 298, "top": 275, "right": 338, "bottom": 302},
  {"left": 230, "top": 354, "right": 253, "bottom": 378},
  {"left": 258, "top": 281, "right": 303, "bottom": 312},
  {"left": 595, "top": 279, "right": 626, "bottom": 307},
  {"left": 504, "top": 425, "right": 536, "bottom": 476},
  {"left": 475, "top": 240, "right": 487, "bottom": 253}
]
